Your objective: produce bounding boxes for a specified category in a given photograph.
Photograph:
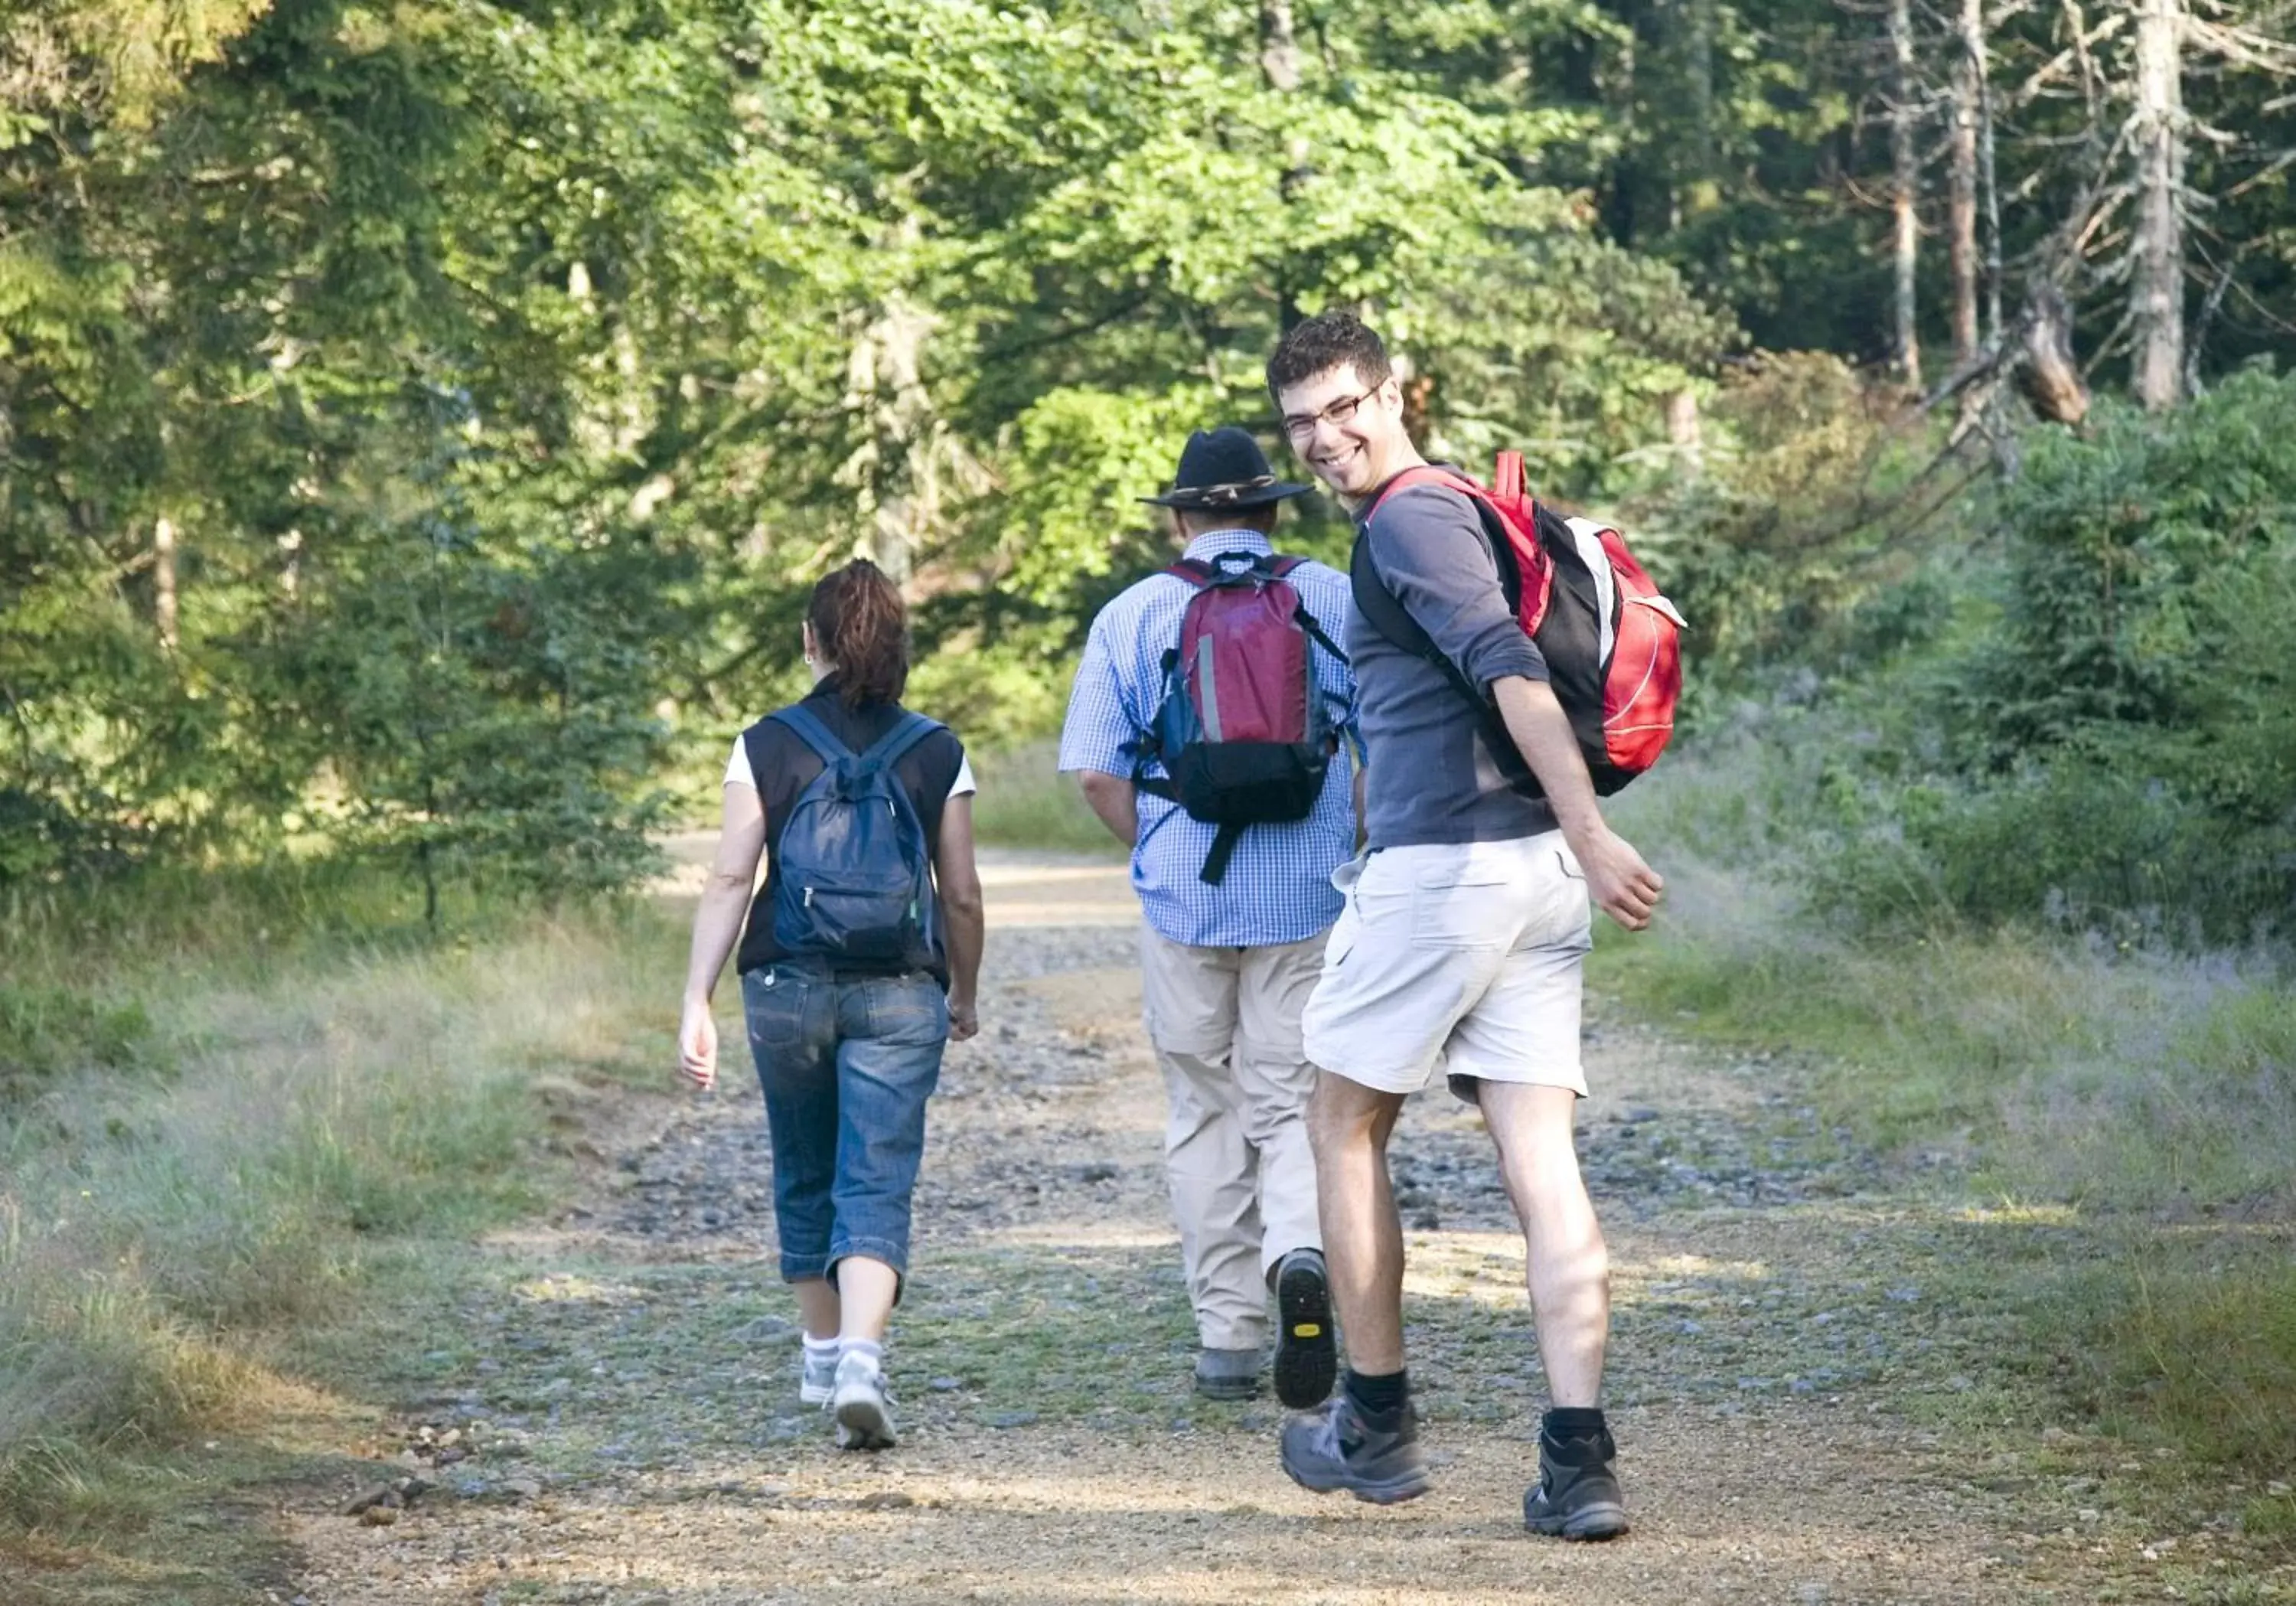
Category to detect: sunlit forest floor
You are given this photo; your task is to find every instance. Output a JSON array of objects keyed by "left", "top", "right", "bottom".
[{"left": 8, "top": 852, "right": 2288, "bottom": 1604}]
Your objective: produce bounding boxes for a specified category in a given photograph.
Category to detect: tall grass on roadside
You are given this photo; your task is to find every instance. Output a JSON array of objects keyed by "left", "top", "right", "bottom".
[
  {"left": 0, "top": 888, "right": 679, "bottom": 1530},
  {"left": 1606, "top": 736, "right": 2296, "bottom": 1214},
  {"left": 1601, "top": 734, "right": 2296, "bottom": 1472},
  {"left": 968, "top": 743, "right": 1125, "bottom": 856}
]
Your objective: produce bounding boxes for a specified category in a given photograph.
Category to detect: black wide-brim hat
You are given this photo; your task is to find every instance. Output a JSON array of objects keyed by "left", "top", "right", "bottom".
[{"left": 1140, "top": 426, "right": 1313, "bottom": 510}]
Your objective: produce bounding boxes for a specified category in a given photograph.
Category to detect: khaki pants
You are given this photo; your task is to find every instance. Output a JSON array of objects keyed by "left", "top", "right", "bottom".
[{"left": 1139, "top": 919, "right": 1326, "bottom": 1351}]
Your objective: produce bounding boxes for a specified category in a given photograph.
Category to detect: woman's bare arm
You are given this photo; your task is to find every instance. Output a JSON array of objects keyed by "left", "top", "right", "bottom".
[
  {"left": 934, "top": 793, "right": 986, "bottom": 1041},
  {"left": 677, "top": 782, "right": 767, "bottom": 1087}
]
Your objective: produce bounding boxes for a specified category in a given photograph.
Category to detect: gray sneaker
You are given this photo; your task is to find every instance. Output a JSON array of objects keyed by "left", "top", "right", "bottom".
[
  {"left": 1523, "top": 1423, "right": 1629, "bottom": 1540},
  {"left": 1193, "top": 1346, "right": 1261, "bottom": 1401},
  {"left": 800, "top": 1345, "right": 837, "bottom": 1408},
  {"left": 1280, "top": 1393, "right": 1431, "bottom": 1505},
  {"left": 830, "top": 1353, "right": 898, "bottom": 1451}
]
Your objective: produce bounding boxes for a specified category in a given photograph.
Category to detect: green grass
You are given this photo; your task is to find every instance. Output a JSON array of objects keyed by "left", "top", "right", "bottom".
[
  {"left": 1595, "top": 741, "right": 2296, "bottom": 1481},
  {"left": 0, "top": 870, "right": 681, "bottom": 1595},
  {"left": 968, "top": 741, "right": 1127, "bottom": 856}
]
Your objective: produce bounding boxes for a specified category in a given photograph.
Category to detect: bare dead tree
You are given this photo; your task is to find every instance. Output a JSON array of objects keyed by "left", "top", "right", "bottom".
[
  {"left": 2021, "top": 282, "right": 2093, "bottom": 422},
  {"left": 2130, "top": 0, "right": 2188, "bottom": 409},
  {"left": 1949, "top": 0, "right": 1985, "bottom": 363},
  {"left": 1944, "top": 0, "right": 2011, "bottom": 359},
  {"left": 1889, "top": 0, "right": 1926, "bottom": 384}
]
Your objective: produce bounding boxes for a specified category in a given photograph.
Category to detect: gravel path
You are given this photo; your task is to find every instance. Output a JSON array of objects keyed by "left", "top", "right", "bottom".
[{"left": 286, "top": 857, "right": 2108, "bottom": 1604}]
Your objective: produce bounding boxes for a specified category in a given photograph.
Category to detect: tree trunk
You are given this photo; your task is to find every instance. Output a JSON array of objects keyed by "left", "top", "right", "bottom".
[
  {"left": 1665, "top": 389, "right": 1704, "bottom": 475},
  {"left": 1978, "top": 13, "right": 2003, "bottom": 344},
  {"left": 1888, "top": 0, "right": 1923, "bottom": 387},
  {"left": 1258, "top": 0, "right": 1299, "bottom": 91},
  {"left": 851, "top": 292, "right": 938, "bottom": 590},
  {"left": 2021, "top": 283, "right": 2092, "bottom": 426},
  {"left": 1948, "top": 0, "right": 1981, "bottom": 366},
  {"left": 1261, "top": 0, "right": 1309, "bottom": 331},
  {"left": 1683, "top": 0, "right": 1717, "bottom": 213},
  {"left": 2131, "top": 0, "right": 2186, "bottom": 410},
  {"left": 153, "top": 515, "right": 178, "bottom": 651}
]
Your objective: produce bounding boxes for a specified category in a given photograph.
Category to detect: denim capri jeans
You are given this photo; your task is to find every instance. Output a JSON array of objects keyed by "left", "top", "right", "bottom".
[{"left": 741, "top": 961, "right": 949, "bottom": 1294}]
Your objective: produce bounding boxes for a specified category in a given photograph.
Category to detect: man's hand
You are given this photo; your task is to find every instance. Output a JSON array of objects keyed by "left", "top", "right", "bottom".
[
  {"left": 947, "top": 992, "right": 980, "bottom": 1043},
  {"left": 678, "top": 997, "right": 719, "bottom": 1090},
  {"left": 1570, "top": 822, "right": 1665, "bottom": 931},
  {"left": 1075, "top": 770, "right": 1140, "bottom": 848}
]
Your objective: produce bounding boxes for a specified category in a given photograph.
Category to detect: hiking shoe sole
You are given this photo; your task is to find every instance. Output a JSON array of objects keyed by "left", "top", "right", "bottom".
[
  {"left": 1283, "top": 1455, "right": 1432, "bottom": 1506},
  {"left": 1271, "top": 1255, "right": 1337, "bottom": 1410},
  {"left": 1525, "top": 1500, "right": 1629, "bottom": 1540},
  {"left": 833, "top": 1391, "right": 898, "bottom": 1451}
]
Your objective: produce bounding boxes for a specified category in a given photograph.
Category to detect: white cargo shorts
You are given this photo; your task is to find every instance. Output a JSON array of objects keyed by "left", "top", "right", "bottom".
[{"left": 1302, "top": 834, "right": 1593, "bottom": 1100}]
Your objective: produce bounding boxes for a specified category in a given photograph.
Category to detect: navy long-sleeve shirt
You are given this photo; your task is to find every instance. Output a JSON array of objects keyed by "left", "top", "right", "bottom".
[{"left": 1352, "top": 478, "right": 1557, "bottom": 847}]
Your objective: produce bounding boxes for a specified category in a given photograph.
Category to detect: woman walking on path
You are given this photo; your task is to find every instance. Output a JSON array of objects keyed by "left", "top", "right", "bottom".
[{"left": 677, "top": 559, "right": 986, "bottom": 1451}]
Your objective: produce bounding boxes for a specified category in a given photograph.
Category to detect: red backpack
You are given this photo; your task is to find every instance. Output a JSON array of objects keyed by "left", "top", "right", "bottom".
[
  {"left": 1356, "top": 453, "right": 1684, "bottom": 794},
  {"left": 1136, "top": 552, "right": 1348, "bottom": 885}
]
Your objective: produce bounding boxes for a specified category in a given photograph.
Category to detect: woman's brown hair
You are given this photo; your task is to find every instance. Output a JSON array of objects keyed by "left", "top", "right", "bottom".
[{"left": 808, "top": 559, "right": 909, "bottom": 706}]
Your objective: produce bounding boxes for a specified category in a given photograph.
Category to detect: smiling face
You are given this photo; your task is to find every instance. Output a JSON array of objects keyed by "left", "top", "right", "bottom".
[{"left": 1275, "top": 362, "right": 1413, "bottom": 501}]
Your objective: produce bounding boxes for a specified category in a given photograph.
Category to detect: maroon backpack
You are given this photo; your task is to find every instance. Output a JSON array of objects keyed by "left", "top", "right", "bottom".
[{"left": 1136, "top": 552, "right": 1347, "bottom": 885}]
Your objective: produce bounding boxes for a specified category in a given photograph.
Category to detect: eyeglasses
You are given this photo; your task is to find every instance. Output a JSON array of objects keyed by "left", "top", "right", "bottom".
[{"left": 1280, "top": 386, "right": 1378, "bottom": 442}]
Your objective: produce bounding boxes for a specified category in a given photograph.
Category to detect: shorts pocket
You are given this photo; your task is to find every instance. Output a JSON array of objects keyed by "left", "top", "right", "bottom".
[{"left": 1410, "top": 872, "right": 1513, "bottom": 949}]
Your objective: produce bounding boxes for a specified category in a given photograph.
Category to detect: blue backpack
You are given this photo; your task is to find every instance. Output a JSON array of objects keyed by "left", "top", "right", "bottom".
[{"left": 764, "top": 705, "right": 944, "bottom": 965}]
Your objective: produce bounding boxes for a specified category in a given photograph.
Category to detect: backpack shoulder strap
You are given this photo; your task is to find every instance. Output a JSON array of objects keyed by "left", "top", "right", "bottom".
[
  {"left": 1349, "top": 501, "right": 1534, "bottom": 787},
  {"left": 1365, "top": 463, "right": 1487, "bottom": 521},
  {"left": 856, "top": 710, "right": 944, "bottom": 772},
  {"left": 1163, "top": 557, "right": 1219, "bottom": 588},
  {"left": 1260, "top": 553, "right": 1349, "bottom": 665},
  {"left": 766, "top": 703, "right": 853, "bottom": 765}
]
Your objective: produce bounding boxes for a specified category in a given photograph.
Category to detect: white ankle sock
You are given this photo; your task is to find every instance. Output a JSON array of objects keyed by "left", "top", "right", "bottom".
[
  {"left": 802, "top": 1334, "right": 840, "bottom": 1360},
  {"left": 838, "top": 1338, "right": 884, "bottom": 1370}
]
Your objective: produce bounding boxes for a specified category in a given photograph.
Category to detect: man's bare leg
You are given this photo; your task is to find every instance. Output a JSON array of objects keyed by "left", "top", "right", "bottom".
[
  {"left": 1479, "top": 1081, "right": 1608, "bottom": 1405},
  {"left": 1283, "top": 1068, "right": 1430, "bottom": 1503},
  {"left": 1304, "top": 1070, "right": 1409, "bottom": 1373},
  {"left": 1480, "top": 1079, "right": 1628, "bottom": 1539}
]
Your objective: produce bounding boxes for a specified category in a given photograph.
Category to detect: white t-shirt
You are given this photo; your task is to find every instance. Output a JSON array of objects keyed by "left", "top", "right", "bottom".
[{"left": 726, "top": 735, "right": 977, "bottom": 800}]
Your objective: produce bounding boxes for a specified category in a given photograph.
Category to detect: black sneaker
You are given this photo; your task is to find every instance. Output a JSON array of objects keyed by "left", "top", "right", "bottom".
[
  {"left": 1270, "top": 1249, "right": 1338, "bottom": 1409},
  {"left": 1280, "top": 1393, "right": 1431, "bottom": 1505},
  {"left": 1523, "top": 1423, "right": 1629, "bottom": 1540}
]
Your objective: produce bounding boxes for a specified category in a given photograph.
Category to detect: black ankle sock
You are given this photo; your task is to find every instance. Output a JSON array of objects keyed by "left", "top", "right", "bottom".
[
  {"left": 1345, "top": 1368, "right": 1409, "bottom": 1419},
  {"left": 1543, "top": 1406, "right": 1607, "bottom": 1439}
]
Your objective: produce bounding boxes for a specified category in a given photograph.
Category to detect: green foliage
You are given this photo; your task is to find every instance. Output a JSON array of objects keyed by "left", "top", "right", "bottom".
[
  {"left": 1798, "top": 373, "right": 2296, "bottom": 942},
  {"left": 1619, "top": 352, "right": 1955, "bottom": 724},
  {"left": 1968, "top": 367, "right": 2296, "bottom": 766},
  {"left": 6, "top": 0, "right": 1752, "bottom": 862}
]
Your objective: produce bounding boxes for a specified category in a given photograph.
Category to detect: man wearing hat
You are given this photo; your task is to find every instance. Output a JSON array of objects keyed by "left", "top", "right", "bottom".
[{"left": 1058, "top": 426, "right": 1360, "bottom": 1409}]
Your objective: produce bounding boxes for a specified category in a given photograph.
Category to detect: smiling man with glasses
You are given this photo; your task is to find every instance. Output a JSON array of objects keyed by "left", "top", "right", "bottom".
[{"left": 1263, "top": 311, "right": 1663, "bottom": 1540}]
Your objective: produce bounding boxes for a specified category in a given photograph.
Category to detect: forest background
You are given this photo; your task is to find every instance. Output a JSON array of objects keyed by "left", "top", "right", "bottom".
[{"left": 3, "top": 0, "right": 2294, "bottom": 1588}]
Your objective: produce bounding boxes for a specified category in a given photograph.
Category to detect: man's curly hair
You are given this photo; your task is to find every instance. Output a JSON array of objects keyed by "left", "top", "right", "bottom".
[{"left": 1266, "top": 311, "right": 1393, "bottom": 399}]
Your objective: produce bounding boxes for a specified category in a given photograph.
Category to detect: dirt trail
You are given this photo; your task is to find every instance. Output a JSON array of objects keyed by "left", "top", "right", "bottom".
[{"left": 288, "top": 854, "right": 2090, "bottom": 1605}]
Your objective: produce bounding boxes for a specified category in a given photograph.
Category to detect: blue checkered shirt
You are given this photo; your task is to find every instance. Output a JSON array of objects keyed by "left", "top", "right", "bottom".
[{"left": 1058, "top": 530, "right": 1361, "bottom": 948}]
